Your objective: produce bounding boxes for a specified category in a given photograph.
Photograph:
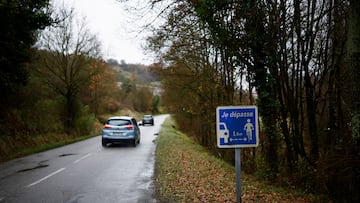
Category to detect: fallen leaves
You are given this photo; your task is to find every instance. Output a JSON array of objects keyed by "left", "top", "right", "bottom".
[{"left": 155, "top": 118, "right": 317, "bottom": 202}]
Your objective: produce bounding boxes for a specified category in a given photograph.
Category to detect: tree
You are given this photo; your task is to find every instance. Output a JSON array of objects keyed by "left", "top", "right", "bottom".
[
  {"left": 346, "top": 1, "right": 360, "bottom": 200},
  {"left": 34, "top": 7, "right": 102, "bottom": 132},
  {"left": 145, "top": 0, "right": 359, "bottom": 199},
  {"left": 348, "top": 0, "right": 360, "bottom": 140},
  {"left": 0, "top": 0, "right": 52, "bottom": 114},
  {"left": 80, "top": 60, "right": 121, "bottom": 116}
]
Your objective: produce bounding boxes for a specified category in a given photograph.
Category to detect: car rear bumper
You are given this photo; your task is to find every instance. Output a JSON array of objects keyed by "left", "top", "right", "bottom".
[
  {"left": 142, "top": 120, "right": 154, "bottom": 125},
  {"left": 102, "top": 137, "right": 136, "bottom": 144}
]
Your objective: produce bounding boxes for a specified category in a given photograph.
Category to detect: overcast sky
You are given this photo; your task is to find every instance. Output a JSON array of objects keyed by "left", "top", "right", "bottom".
[{"left": 52, "top": 0, "right": 157, "bottom": 65}]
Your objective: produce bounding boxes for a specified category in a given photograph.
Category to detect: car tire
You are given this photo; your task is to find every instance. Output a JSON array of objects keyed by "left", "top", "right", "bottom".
[
  {"left": 131, "top": 139, "right": 136, "bottom": 147},
  {"left": 102, "top": 139, "right": 107, "bottom": 147}
]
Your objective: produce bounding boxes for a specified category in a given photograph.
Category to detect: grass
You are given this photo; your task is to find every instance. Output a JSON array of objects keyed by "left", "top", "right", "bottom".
[
  {"left": 0, "top": 108, "right": 146, "bottom": 163},
  {"left": 154, "top": 117, "right": 327, "bottom": 203},
  {"left": 0, "top": 109, "right": 146, "bottom": 163},
  {"left": 0, "top": 133, "right": 98, "bottom": 162},
  {"left": 0, "top": 114, "right": 328, "bottom": 202}
]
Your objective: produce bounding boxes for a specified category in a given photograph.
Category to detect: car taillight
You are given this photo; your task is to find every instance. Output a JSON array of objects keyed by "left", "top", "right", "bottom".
[
  {"left": 103, "top": 125, "right": 112, "bottom": 129},
  {"left": 124, "top": 125, "right": 134, "bottom": 130}
]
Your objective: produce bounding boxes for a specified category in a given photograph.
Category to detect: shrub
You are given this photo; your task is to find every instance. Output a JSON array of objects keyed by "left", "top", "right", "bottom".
[{"left": 75, "top": 106, "right": 96, "bottom": 136}]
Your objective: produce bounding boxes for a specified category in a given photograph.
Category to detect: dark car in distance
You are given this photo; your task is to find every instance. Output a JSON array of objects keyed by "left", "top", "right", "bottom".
[
  {"left": 101, "top": 116, "right": 140, "bottom": 147},
  {"left": 142, "top": 115, "right": 154, "bottom": 126}
]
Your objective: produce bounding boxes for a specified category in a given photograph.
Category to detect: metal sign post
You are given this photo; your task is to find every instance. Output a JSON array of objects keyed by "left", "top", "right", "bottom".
[
  {"left": 235, "top": 148, "right": 241, "bottom": 203},
  {"left": 216, "top": 106, "right": 259, "bottom": 203}
]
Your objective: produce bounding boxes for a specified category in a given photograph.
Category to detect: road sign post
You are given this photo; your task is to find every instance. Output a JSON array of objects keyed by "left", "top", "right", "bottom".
[{"left": 216, "top": 106, "right": 259, "bottom": 203}]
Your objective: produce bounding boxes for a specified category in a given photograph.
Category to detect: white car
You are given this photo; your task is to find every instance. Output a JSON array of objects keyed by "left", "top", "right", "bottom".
[{"left": 218, "top": 122, "right": 230, "bottom": 144}]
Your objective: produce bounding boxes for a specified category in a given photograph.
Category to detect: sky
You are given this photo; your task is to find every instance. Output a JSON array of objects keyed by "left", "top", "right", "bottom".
[{"left": 52, "top": 0, "right": 157, "bottom": 65}]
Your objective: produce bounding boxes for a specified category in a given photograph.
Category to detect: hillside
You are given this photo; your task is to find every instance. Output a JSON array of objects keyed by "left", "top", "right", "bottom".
[{"left": 106, "top": 59, "right": 159, "bottom": 84}]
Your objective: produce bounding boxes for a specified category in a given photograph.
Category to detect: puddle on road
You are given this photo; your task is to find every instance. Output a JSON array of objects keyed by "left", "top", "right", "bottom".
[
  {"left": 59, "top": 153, "right": 76, "bottom": 157},
  {"left": 16, "top": 164, "right": 49, "bottom": 173},
  {"left": 15, "top": 154, "right": 76, "bottom": 173},
  {"left": 16, "top": 159, "right": 50, "bottom": 173}
]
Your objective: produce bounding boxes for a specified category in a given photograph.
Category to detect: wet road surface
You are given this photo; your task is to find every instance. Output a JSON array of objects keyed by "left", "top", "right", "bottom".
[{"left": 0, "top": 115, "right": 169, "bottom": 203}]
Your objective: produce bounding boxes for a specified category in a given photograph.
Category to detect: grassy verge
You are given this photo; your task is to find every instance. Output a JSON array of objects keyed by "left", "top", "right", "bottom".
[
  {"left": 0, "top": 109, "right": 142, "bottom": 163},
  {"left": 155, "top": 117, "right": 327, "bottom": 203},
  {"left": 0, "top": 133, "right": 98, "bottom": 163}
]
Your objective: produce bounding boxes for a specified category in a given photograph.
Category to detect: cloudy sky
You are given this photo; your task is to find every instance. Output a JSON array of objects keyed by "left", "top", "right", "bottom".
[{"left": 53, "top": 0, "right": 158, "bottom": 65}]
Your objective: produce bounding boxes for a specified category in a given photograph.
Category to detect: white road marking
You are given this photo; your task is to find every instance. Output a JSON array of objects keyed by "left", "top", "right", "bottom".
[
  {"left": 73, "top": 153, "right": 92, "bottom": 164},
  {"left": 26, "top": 168, "right": 65, "bottom": 187}
]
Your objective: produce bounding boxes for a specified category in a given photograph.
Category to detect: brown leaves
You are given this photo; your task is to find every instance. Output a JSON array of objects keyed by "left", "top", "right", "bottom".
[{"left": 155, "top": 118, "right": 317, "bottom": 203}]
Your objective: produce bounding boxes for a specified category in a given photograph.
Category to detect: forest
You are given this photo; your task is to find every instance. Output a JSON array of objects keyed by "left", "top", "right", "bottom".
[
  {"left": 0, "top": 1, "right": 158, "bottom": 161},
  {"left": 0, "top": 0, "right": 359, "bottom": 201},
  {"left": 145, "top": 0, "right": 359, "bottom": 201}
]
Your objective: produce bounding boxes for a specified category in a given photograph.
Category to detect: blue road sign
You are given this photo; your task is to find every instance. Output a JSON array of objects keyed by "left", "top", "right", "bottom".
[{"left": 216, "top": 106, "right": 259, "bottom": 148}]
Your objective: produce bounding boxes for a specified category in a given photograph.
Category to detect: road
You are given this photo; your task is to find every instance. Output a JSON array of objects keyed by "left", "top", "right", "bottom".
[{"left": 0, "top": 114, "right": 169, "bottom": 203}]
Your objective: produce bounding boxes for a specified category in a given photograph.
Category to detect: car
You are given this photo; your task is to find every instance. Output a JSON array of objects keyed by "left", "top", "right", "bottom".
[
  {"left": 101, "top": 116, "right": 140, "bottom": 147},
  {"left": 218, "top": 122, "right": 230, "bottom": 144},
  {"left": 142, "top": 115, "right": 154, "bottom": 126}
]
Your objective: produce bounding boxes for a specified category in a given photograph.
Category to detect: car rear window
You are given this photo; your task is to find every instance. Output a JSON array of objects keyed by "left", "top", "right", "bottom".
[{"left": 107, "top": 119, "right": 131, "bottom": 126}]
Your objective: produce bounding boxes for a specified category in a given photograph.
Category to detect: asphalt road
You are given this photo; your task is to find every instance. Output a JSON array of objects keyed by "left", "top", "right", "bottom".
[{"left": 0, "top": 114, "right": 169, "bottom": 203}]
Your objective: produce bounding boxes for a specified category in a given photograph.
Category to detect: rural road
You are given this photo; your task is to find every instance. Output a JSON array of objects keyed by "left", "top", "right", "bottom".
[{"left": 0, "top": 114, "right": 169, "bottom": 203}]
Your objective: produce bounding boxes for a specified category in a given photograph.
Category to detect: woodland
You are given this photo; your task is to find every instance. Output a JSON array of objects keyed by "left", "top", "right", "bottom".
[
  {"left": 145, "top": 0, "right": 360, "bottom": 201},
  {"left": 0, "top": 0, "right": 359, "bottom": 202},
  {"left": 0, "top": 1, "right": 158, "bottom": 159}
]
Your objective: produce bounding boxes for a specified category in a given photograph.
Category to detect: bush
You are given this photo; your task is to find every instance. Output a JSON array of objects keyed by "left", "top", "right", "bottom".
[
  {"left": 34, "top": 98, "right": 64, "bottom": 133},
  {"left": 75, "top": 106, "right": 96, "bottom": 136},
  {"left": 75, "top": 114, "right": 95, "bottom": 136}
]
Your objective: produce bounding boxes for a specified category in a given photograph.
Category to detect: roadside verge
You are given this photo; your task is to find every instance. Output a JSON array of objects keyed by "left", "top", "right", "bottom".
[{"left": 154, "top": 116, "right": 322, "bottom": 202}]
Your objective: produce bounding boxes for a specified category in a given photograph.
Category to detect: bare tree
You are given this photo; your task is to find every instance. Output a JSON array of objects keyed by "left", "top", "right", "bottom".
[{"left": 34, "top": 7, "right": 102, "bottom": 132}]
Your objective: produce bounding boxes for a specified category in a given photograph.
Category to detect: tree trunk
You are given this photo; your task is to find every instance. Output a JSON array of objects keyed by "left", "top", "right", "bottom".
[{"left": 348, "top": 0, "right": 360, "bottom": 140}]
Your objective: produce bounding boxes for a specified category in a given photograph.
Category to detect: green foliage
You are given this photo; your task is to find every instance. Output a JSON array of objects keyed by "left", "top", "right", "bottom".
[
  {"left": 152, "top": 95, "right": 160, "bottom": 113},
  {"left": 0, "top": 0, "right": 161, "bottom": 166},
  {"left": 75, "top": 106, "right": 96, "bottom": 136},
  {"left": 29, "top": 99, "right": 64, "bottom": 133},
  {"left": 254, "top": 154, "right": 276, "bottom": 181},
  {"left": 34, "top": 6, "right": 102, "bottom": 132},
  {"left": 0, "top": 97, "right": 64, "bottom": 137},
  {"left": 0, "top": 0, "right": 52, "bottom": 97},
  {"left": 121, "top": 78, "right": 134, "bottom": 95},
  {"left": 352, "top": 114, "right": 360, "bottom": 139}
]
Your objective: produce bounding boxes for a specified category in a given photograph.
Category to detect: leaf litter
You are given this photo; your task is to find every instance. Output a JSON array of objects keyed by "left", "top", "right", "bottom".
[{"left": 155, "top": 118, "right": 321, "bottom": 203}]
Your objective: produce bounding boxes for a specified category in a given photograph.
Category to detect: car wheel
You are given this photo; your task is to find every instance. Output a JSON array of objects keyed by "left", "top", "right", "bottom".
[
  {"left": 102, "top": 139, "right": 107, "bottom": 147},
  {"left": 131, "top": 139, "right": 136, "bottom": 147}
]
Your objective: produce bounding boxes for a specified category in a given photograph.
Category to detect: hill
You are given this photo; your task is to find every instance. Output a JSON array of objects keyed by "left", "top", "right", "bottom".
[{"left": 106, "top": 58, "right": 159, "bottom": 84}]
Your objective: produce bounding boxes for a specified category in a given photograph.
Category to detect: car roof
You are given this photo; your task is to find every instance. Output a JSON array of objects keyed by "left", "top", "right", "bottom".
[{"left": 107, "top": 116, "right": 134, "bottom": 120}]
